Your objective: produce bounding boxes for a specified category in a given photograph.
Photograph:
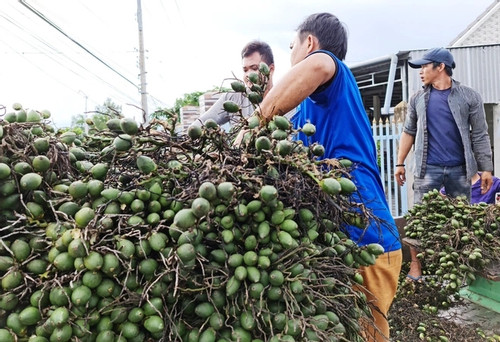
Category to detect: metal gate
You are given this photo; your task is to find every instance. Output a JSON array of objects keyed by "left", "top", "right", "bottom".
[{"left": 372, "top": 116, "right": 408, "bottom": 217}]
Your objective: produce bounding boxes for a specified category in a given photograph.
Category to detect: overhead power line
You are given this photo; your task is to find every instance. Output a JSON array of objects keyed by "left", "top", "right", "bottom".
[
  {"left": 18, "top": 0, "right": 139, "bottom": 91},
  {"left": 11, "top": 1, "right": 169, "bottom": 116},
  {"left": 0, "top": 8, "right": 138, "bottom": 105}
]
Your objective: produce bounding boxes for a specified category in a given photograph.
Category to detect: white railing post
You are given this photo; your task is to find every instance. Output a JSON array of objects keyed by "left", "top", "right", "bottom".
[{"left": 372, "top": 115, "right": 408, "bottom": 217}]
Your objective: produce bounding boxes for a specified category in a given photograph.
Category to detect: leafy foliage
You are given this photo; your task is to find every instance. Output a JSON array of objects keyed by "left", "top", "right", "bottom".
[
  {"left": 91, "top": 98, "right": 122, "bottom": 130},
  {"left": 69, "top": 97, "right": 122, "bottom": 132},
  {"left": 151, "top": 86, "right": 230, "bottom": 121}
]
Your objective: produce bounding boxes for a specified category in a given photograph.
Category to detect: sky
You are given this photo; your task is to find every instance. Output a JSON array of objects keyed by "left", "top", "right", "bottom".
[{"left": 0, "top": 0, "right": 495, "bottom": 128}]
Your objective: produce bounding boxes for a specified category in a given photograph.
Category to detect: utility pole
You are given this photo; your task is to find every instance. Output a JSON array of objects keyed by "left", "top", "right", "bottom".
[
  {"left": 78, "top": 90, "right": 89, "bottom": 134},
  {"left": 137, "top": 0, "right": 148, "bottom": 123}
]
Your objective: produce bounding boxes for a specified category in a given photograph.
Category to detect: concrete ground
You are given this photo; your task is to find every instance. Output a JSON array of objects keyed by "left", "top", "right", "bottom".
[
  {"left": 396, "top": 218, "right": 500, "bottom": 337},
  {"left": 439, "top": 297, "right": 500, "bottom": 336}
]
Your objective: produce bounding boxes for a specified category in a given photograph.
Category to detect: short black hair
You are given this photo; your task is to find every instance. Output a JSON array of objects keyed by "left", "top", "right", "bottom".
[
  {"left": 431, "top": 62, "right": 454, "bottom": 77},
  {"left": 241, "top": 40, "right": 274, "bottom": 66},
  {"left": 297, "top": 13, "right": 348, "bottom": 60}
]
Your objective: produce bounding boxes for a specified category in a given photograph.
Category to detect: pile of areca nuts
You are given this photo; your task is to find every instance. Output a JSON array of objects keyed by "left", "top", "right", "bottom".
[
  {"left": 403, "top": 190, "right": 500, "bottom": 302},
  {"left": 0, "top": 65, "right": 387, "bottom": 342},
  {"left": 392, "top": 190, "right": 500, "bottom": 342}
]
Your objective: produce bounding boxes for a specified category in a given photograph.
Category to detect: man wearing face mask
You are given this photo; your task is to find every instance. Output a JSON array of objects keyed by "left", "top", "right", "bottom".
[
  {"left": 190, "top": 40, "right": 276, "bottom": 129},
  {"left": 255, "top": 12, "right": 402, "bottom": 342}
]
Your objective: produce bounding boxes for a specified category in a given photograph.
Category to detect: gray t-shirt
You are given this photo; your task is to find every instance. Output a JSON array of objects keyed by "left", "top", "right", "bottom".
[
  {"left": 190, "top": 92, "right": 296, "bottom": 131},
  {"left": 191, "top": 92, "right": 255, "bottom": 130}
]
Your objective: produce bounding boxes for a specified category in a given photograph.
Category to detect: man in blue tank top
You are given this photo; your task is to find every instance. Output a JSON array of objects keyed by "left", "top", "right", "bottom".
[{"left": 256, "top": 12, "right": 402, "bottom": 342}]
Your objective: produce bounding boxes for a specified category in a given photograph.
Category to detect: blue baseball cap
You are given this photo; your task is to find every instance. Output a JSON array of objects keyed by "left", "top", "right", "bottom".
[{"left": 408, "top": 48, "right": 456, "bottom": 69}]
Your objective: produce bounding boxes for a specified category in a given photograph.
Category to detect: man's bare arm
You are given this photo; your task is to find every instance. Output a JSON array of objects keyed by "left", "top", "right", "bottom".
[
  {"left": 259, "top": 53, "right": 335, "bottom": 120},
  {"left": 394, "top": 132, "right": 415, "bottom": 186}
]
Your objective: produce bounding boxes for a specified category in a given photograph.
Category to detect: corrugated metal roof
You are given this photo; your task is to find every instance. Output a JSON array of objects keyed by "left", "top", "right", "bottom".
[{"left": 407, "top": 44, "right": 500, "bottom": 104}]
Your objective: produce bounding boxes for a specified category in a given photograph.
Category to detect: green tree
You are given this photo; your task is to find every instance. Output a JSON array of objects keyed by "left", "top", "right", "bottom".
[
  {"left": 172, "top": 91, "right": 205, "bottom": 113},
  {"left": 70, "top": 113, "right": 86, "bottom": 132},
  {"left": 148, "top": 88, "right": 219, "bottom": 135},
  {"left": 150, "top": 87, "right": 230, "bottom": 121},
  {"left": 69, "top": 98, "right": 122, "bottom": 132},
  {"left": 91, "top": 98, "right": 122, "bottom": 130}
]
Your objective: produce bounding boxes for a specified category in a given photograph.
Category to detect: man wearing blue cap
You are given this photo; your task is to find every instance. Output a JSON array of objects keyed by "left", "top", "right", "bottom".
[{"left": 394, "top": 47, "right": 493, "bottom": 281}]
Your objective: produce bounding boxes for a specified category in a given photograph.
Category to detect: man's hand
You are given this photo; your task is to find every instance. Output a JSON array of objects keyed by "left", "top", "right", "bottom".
[
  {"left": 480, "top": 171, "right": 493, "bottom": 194},
  {"left": 233, "top": 129, "right": 248, "bottom": 147},
  {"left": 395, "top": 166, "right": 406, "bottom": 186}
]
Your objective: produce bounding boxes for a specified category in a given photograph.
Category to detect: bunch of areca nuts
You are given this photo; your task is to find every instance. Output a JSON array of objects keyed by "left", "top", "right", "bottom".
[{"left": 0, "top": 68, "right": 386, "bottom": 342}]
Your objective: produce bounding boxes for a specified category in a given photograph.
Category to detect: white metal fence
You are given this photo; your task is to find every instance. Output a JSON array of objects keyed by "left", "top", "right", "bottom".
[{"left": 372, "top": 116, "right": 408, "bottom": 217}]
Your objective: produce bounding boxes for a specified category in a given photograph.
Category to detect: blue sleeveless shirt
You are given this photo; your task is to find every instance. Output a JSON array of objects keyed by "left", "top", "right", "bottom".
[{"left": 291, "top": 50, "right": 401, "bottom": 252}]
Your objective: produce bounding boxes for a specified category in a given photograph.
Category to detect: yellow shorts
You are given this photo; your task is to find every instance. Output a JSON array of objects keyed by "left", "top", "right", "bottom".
[{"left": 358, "top": 249, "right": 403, "bottom": 342}]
